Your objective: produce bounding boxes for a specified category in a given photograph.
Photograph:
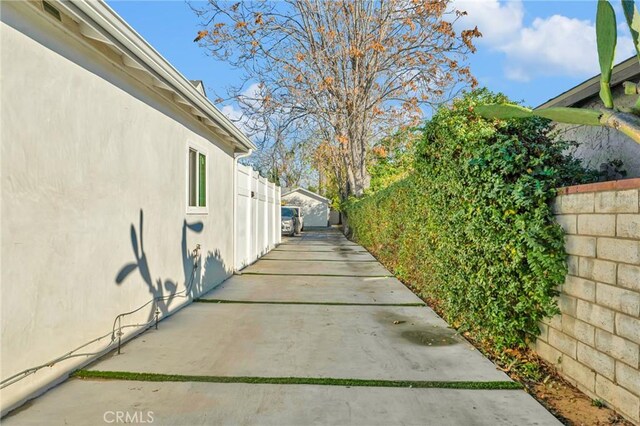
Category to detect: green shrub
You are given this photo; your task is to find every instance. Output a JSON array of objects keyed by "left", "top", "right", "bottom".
[
  {"left": 346, "top": 89, "right": 597, "bottom": 348},
  {"left": 368, "top": 129, "right": 418, "bottom": 192}
]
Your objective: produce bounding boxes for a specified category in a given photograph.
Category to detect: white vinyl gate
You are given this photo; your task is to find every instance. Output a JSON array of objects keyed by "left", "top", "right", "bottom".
[{"left": 235, "top": 164, "right": 281, "bottom": 270}]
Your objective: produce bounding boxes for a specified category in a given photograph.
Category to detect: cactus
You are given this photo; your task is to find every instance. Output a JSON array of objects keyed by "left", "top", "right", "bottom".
[
  {"left": 597, "top": 0, "right": 617, "bottom": 108},
  {"left": 476, "top": 0, "right": 640, "bottom": 146},
  {"left": 622, "top": 0, "right": 640, "bottom": 110},
  {"left": 622, "top": 0, "right": 640, "bottom": 59}
]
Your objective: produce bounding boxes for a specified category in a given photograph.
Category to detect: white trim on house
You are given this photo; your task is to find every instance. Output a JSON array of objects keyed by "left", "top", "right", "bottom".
[
  {"left": 282, "top": 187, "right": 330, "bottom": 203},
  {"left": 537, "top": 55, "right": 640, "bottom": 109},
  {"left": 37, "top": 0, "right": 255, "bottom": 153},
  {"left": 186, "top": 140, "right": 210, "bottom": 215}
]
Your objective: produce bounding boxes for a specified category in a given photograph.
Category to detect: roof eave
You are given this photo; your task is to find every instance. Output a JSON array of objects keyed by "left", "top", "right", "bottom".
[
  {"left": 57, "top": 0, "right": 255, "bottom": 152},
  {"left": 282, "top": 187, "right": 330, "bottom": 203},
  {"left": 537, "top": 56, "right": 640, "bottom": 109}
]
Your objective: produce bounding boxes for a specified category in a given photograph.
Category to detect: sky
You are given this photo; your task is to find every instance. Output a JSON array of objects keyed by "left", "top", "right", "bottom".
[{"left": 107, "top": 0, "right": 636, "bottom": 120}]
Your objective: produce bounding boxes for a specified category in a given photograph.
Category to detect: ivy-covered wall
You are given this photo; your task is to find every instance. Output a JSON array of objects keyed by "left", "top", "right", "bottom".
[{"left": 345, "top": 90, "right": 596, "bottom": 349}]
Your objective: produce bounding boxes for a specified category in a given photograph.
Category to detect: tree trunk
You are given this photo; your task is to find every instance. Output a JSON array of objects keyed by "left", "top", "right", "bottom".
[
  {"left": 350, "top": 162, "right": 370, "bottom": 197},
  {"left": 348, "top": 132, "right": 370, "bottom": 197},
  {"left": 344, "top": 156, "right": 356, "bottom": 197}
]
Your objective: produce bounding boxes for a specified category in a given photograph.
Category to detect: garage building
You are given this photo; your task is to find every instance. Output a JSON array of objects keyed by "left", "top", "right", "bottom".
[{"left": 281, "top": 188, "right": 330, "bottom": 228}]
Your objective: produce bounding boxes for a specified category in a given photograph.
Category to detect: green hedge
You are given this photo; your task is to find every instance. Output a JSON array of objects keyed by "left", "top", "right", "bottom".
[{"left": 346, "top": 90, "right": 596, "bottom": 348}]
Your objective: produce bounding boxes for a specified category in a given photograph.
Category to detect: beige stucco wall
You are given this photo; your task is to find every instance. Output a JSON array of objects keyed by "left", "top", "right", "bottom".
[
  {"left": 536, "top": 181, "right": 640, "bottom": 424},
  {"left": 554, "top": 84, "right": 640, "bottom": 178},
  {"left": 1, "top": 2, "right": 236, "bottom": 413}
]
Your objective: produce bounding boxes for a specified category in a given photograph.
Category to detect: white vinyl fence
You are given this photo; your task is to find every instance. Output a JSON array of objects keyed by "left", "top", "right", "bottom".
[{"left": 235, "top": 164, "right": 281, "bottom": 270}]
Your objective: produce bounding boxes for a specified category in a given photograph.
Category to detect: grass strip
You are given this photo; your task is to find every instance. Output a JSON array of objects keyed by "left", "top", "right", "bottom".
[
  {"left": 194, "top": 299, "right": 425, "bottom": 307},
  {"left": 73, "top": 370, "right": 522, "bottom": 390},
  {"left": 274, "top": 251, "right": 371, "bottom": 254},
  {"left": 278, "top": 245, "right": 362, "bottom": 248},
  {"left": 260, "top": 259, "right": 377, "bottom": 263},
  {"left": 241, "top": 272, "right": 394, "bottom": 278},
  {"left": 279, "top": 243, "right": 359, "bottom": 246}
]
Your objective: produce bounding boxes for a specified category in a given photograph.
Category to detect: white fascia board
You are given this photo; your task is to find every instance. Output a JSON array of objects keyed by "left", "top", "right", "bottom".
[
  {"left": 57, "top": 0, "right": 255, "bottom": 152},
  {"left": 537, "top": 56, "right": 640, "bottom": 109},
  {"left": 282, "top": 187, "right": 330, "bottom": 203}
]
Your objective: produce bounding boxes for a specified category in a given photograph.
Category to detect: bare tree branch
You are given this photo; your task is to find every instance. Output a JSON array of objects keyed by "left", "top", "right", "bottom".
[{"left": 192, "top": 0, "right": 479, "bottom": 196}]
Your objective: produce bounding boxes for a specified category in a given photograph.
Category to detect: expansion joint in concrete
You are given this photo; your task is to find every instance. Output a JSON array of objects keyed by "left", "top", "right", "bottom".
[
  {"left": 194, "top": 299, "right": 426, "bottom": 307},
  {"left": 241, "top": 272, "right": 395, "bottom": 278},
  {"left": 259, "top": 259, "right": 378, "bottom": 263}
]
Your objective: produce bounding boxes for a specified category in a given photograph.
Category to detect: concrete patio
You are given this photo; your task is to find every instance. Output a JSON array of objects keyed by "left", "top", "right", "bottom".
[{"left": 4, "top": 229, "right": 560, "bottom": 425}]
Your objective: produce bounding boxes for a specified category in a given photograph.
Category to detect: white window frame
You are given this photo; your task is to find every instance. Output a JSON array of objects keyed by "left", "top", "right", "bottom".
[{"left": 186, "top": 140, "right": 209, "bottom": 215}]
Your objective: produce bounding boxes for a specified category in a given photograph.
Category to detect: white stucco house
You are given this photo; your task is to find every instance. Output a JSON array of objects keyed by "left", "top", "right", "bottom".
[
  {"left": 1, "top": 0, "right": 279, "bottom": 415},
  {"left": 537, "top": 56, "right": 640, "bottom": 178},
  {"left": 282, "top": 188, "right": 330, "bottom": 228}
]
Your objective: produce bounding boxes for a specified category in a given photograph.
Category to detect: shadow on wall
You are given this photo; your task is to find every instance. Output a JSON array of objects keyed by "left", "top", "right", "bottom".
[
  {"left": 307, "top": 202, "right": 329, "bottom": 227},
  {"left": 114, "top": 209, "right": 228, "bottom": 322},
  {"left": 286, "top": 195, "right": 329, "bottom": 227}
]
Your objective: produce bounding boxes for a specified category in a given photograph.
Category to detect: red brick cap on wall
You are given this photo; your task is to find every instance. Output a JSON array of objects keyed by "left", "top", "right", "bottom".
[{"left": 557, "top": 178, "right": 640, "bottom": 195}]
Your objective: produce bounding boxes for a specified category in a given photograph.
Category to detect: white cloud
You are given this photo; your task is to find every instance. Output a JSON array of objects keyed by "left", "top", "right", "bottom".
[
  {"left": 220, "top": 103, "right": 258, "bottom": 137},
  {"left": 238, "top": 82, "right": 263, "bottom": 107},
  {"left": 221, "top": 104, "right": 242, "bottom": 121},
  {"left": 219, "top": 83, "right": 264, "bottom": 135},
  {"left": 500, "top": 15, "right": 634, "bottom": 81},
  {"left": 454, "top": 0, "right": 524, "bottom": 45},
  {"left": 453, "top": 0, "right": 635, "bottom": 81},
  {"left": 503, "top": 66, "right": 530, "bottom": 83}
]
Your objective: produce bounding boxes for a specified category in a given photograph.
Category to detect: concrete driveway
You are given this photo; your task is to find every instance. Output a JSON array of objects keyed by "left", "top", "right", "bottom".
[{"left": 4, "top": 229, "right": 560, "bottom": 425}]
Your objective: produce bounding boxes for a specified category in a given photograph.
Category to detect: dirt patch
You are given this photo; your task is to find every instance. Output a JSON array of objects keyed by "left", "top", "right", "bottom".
[
  {"left": 373, "top": 310, "right": 460, "bottom": 346},
  {"left": 531, "top": 375, "right": 630, "bottom": 426},
  {"left": 373, "top": 310, "right": 415, "bottom": 325},
  {"left": 400, "top": 330, "right": 459, "bottom": 346}
]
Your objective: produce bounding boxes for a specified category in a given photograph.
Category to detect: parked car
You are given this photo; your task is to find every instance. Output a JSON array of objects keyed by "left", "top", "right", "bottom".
[{"left": 281, "top": 206, "right": 303, "bottom": 236}]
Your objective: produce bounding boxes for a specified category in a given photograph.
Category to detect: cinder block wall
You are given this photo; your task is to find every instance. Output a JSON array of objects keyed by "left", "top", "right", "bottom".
[{"left": 535, "top": 178, "right": 640, "bottom": 424}]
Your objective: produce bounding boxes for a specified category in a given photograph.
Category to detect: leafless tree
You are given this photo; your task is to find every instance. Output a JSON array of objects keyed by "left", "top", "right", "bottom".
[
  {"left": 252, "top": 114, "right": 319, "bottom": 189},
  {"left": 193, "top": 0, "right": 479, "bottom": 196}
]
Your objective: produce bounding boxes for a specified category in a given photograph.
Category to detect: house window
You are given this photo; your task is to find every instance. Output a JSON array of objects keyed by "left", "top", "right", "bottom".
[{"left": 187, "top": 144, "right": 208, "bottom": 214}]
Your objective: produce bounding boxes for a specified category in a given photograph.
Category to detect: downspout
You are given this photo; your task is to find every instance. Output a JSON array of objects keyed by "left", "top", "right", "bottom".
[{"left": 233, "top": 149, "right": 253, "bottom": 272}]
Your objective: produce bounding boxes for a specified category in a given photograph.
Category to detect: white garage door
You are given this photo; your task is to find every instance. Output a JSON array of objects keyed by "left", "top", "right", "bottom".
[{"left": 303, "top": 201, "right": 328, "bottom": 227}]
